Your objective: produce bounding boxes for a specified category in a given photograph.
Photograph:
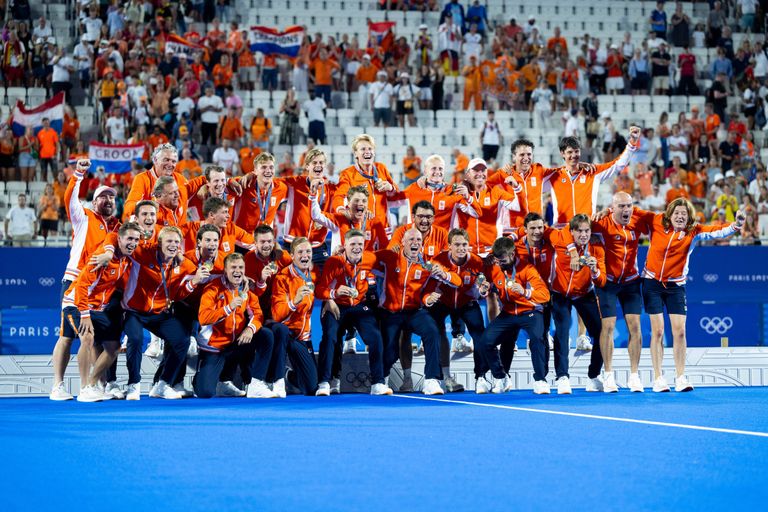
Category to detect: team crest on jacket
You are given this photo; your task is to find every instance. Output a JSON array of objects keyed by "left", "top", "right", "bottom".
[
  {"left": 530, "top": 177, "right": 536, "bottom": 186},
  {"left": 222, "top": 242, "right": 231, "bottom": 252},
  {"left": 438, "top": 201, "right": 446, "bottom": 210},
  {"left": 427, "top": 246, "right": 434, "bottom": 255},
  {"left": 110, "top": 269, "right": 116, "bottom": 275},
  {"left": 174, "top": 267, "right": 180, "bottom": 274},
  {"left": 484, "top": 197, "right": 490, "bottom": 206},
  {"left": 218, "top": 294, "right": 225, "bottom": 300},
  {"left": 414, "top": 270, "right": 422, "bottom": 279}
]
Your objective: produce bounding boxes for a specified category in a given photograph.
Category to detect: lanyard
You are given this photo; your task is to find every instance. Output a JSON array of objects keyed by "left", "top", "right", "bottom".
[
  {"left": 355, "top": 161, "right": 378, "bottom": 182},
  {"left": 157, "top": 251, "right": 172, "bottom": 307},
  {"left": 426, "top": 181, "right": 443, "bottom": 191},
  {"left": 292, "top": 263, "right": 312, "bottom": 285},
  {"left": 345, "top": 259, "right": 363, "bottom": 289},
  {"left": 256, "top": 182, "right": 272, "bottom": 223}
]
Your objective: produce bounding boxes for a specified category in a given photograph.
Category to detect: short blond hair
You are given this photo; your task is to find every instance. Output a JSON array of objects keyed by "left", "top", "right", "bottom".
[
  {"left": 253, "top": 152, "right": 276, "bottom": 168},
  {"left": 158, "top": 226, "right": 183, "bottom": 244},
  {"left": 303, "top": 148, "right": 327, "bottom": 168},
  {"left": 424, "top": 154, "right": 445, "bottom": 168},
  {"left": 351, "top": 134, "right": 375, "bottom": 152}
]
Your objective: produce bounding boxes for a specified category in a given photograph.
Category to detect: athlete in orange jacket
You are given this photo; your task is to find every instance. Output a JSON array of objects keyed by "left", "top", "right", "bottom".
[
  {"left": 641, "top": 198, "right": 744, "bottom": 393},
  {"left": 590, "top": 192, "right": 655, "bottom": 392},
  {"left": 474, "top": 236, "right": 550, "bottom": 393},
  {"left": 543, "top": 127, "right": 641, "bottom": 227},
  {"left": 232, "top": 152, "right": 289, "bottom": 233},
  {"left": 186, "top": 165, "right": 236, "bottom": 222},
  {"left": 314, "top": 231, "right": 392, "bottom": 396},
  {"left": 549, "top": 214, "right": 607, "bottom": 395},
  {"left": 457, "top": 157, "right": 521, "bottom": 255},
  {"left": 310, "top": 185, "right": 389, "bottom": 253},
  {"left": 50, "top": 222, "right": 142, "bottom": 402},
  {"left": 488, "top": 139, "right": 549, "bottom": 223},
  {"left": 387, "top": 202, "right": 449, "bottom": 261},
  {"left": 271, "top": 237, "right": 319, "bottom": 395},
  {"left": 182, "top": 196, "right": 255, "bottom": 255},
  {"left": 195, "top": 253, "right": 282, "bottom": 399}
]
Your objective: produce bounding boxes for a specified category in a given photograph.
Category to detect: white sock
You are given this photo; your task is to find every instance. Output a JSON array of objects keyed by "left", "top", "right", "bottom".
[
  {"left": 403, "top": 369, "right": 411, "bottom": 380},
  {"left": 442, "top": 367, "right": 450, "bottom": 379}
]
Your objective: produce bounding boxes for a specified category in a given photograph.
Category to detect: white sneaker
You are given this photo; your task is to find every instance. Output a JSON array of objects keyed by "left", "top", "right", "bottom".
[
  {"left": 149, "top": 380, "right": 183, "bottom": 399},
  {"left": 675, "top": 375, "right": 694, "bottom": 392},
  {"left": 475, "top": 376, "right": 492, "bottom": 394},
  {"left": 316, "top": 381, "right": 331, "bottom": 396},
  {"left": 247, "top": 379, "right": 278, "bottom": 398},
  {"left": 547, "top": 333, "right": 554, "bottom": 350},
  {"left": 628, "top": 373, "right": 644, "bottom": 392},
  {"left": 95, "top": 382, "right": 115, "bottom": 401},
  {"left": 576, "top": 335, "right": 593, "bottom": 351},
  {"left": 556, "top": 376, "right": 572, "bottom": 394},
  {"left": 533, "top": 380, "right": 550, "bottom": 394},
  {"left": 370, "top": 383, "right": 393, "bottom": 395},
  {"left": 330, "top": 378, "right": 341, "bottom": 394},
  {"left": 422, "top": 378, "right": 444, "bottom": 395},
  {"left": 144, "top": 336, "right": 163, "bottom": 359},
  {"left": 492, "top": 376, "right": 510, "bottom": 394},
  {"left": 105, "top": 381, "right": 125, "bottom": 400},
  {"left": 77, "top": 385, "right": 105, "bottom": 402},
  {"left": 125, "top": 383, "right": 141, "bottom": 401},
  {"left": 173, "top": 383, "right": 194, "bottom": 398},
  {"left": 398, "top": 376, "right": 414, "bottom": 393},
  {"left": 343, "top": 337, "right": 358, "bottom": 354},
  {"left": 444, "top": 375, "right": 465, "bottom": 393},
  {"left": 586, "top": 376, "right": 604, "bottom": 392},
  {"left": 216, "top": 381, "right": 245, "bottom": 397},
  {"left": 602, "top": 372, "right": 619, "bottom": 393},
  {"left": 652, "top": 376, "right": 671, "bottom": 393},
  {"left": 49, "top": 381, "right": 73, "bottom": 401},
  {"left": 272, "top": 379, "right": 287, "bottom": 398}
]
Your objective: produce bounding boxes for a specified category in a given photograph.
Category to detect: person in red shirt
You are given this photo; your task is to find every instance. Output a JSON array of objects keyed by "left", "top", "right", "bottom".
[
  {"left": 182, "top": 196, "right": 255, "bottom": 256},
  {"left": 195, "top": 252, "right": 282, "bottom": 399},
  {"left": 591, "top": 193, "right": 654, "bottom": 393},
  {"left": 375, "top": 228, "right": 459, "bottom": 395},
  {"left": 641, "top": 198, "right": 744, "bottom": 392},
  {"left": 271, "top": 237, "right": 319, "bottom": 396},
  {"left": 474, "top": 236, "right": 550, "bottom": 394},
  {"left": 187, "top": 165, "right": 235, "bottom": 222},
  {"left": 50, "top": 222, "right": 142, "bottom": 402},
  {"left": 244, "top": 225, "right": 293, "bottom": 322},
  {"left": 549, "top": 214, "right": 607, "bottom": 395},
  {"left": 315, "top": 230, "right": 393, "bottom": 396}
]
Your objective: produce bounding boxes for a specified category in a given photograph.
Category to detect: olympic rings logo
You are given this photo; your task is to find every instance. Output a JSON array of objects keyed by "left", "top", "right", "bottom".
[
  {"left": 703, "top": 274, "right": 719, "bottom": 283},
  {"left": 38, "top": 278, "right": 56, "bottom": 287},
  {"left": 345, "top": 371, "right": 371, "bottom": 388},
  {"left": 699, "top": 317, "right": 733, "bottom": 335}
]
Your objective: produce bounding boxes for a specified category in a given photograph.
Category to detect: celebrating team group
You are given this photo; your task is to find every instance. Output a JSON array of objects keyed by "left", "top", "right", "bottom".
[{"left": 48, "top": 124, "right": 747, "bottom": 402}]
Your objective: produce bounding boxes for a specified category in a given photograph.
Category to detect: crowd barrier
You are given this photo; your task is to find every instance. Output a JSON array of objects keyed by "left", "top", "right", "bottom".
[{"left": 0, "top": 247, "right": 766, "bottom": 355}]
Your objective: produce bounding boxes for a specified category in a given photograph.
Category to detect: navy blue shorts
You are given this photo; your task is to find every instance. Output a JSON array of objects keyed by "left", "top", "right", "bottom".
[
  {"left": 60, "top": 306, "right": 123, "bottom": 343},
  {"left": 597, "top": 279, "right": 643, "bottom": 318},
  {"left": 641, "top": 278, "right": 687, "bottom": 316}
]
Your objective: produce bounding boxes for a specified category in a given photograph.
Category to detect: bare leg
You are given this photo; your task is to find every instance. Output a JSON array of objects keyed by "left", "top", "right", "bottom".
[
  {"left": 625, "top": 314, "right": 642, "bottom": 373},
  {"left": 77, "top": 339, "right": 93, "bottom": 385},
  {"left": 599, "top": 316, "right": 616, "bottom": 372},
  {"left": 399, "top": 332, "right": 412, "bottom": 371},
  {"left": 52, "top": 336, "right": 74, "bottom": 384},
  {"left": 649, "top": 313, "right": 665, "bottom": 379},
  {"left": 89, "top": 342, "right": 119, "bottom": 387},
  {"left": 669, "top": 314, "right": 688, "bottom": 377},
  {"left": 486, "top": 295, "right": 500, "bottom": 322}
]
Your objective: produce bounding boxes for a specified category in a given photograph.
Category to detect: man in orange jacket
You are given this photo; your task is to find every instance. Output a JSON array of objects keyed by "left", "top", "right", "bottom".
[
  {"left": 195, "top": 253, "right": 283, "bottom": 399},
  {"left": 315, "top": 230, "right": 393, "bottom": 396},
  {"left": 232, "top": 152, "right": 288, "bottom": 233},
  {"left": 474, "top": 237, "right": 550, "bottom": 394},
  {"left": 50, "top": 222, "right": 142, "bottom": 402}
]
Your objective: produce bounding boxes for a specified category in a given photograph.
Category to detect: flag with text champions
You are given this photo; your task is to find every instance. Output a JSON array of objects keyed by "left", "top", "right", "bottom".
[
  {"left": 89, "top": 143, "right": 145, "bottom": 174},
  {"left": 249, "top": 26, "right": 304, "bottom": 57}
]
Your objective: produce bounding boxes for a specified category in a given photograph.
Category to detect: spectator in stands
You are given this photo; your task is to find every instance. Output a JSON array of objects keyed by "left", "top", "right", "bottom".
[
  {"left": 303, "top": 90, "right": 328, "bottom": 145},
  {"left": 73, "top": 35, "right": 93, "bottom": 91},
  {"left": 2, "top": 29, "right": 26, "bottom": 86},
  {"left": 692, "top": 133, "right": 712, "bottom": 165},
  {"left": 279, "top": 88, "right": 301, "bottom": 146},
  {"left": 16, "top": 125, "right": 38, "bottom": 183},
  {"left": 0, "top": 127, "right": 15, "bottom": 181},
  {"left": 628, "top": 48, "right": 650, "bottom": 95},
  {"left": 369, "top": 70, "right": 394, "bottom": 127},
  {"left": 278, "top": 152, "right": 296, "bottom": 177},
  {"left": 393, "top": 72, "right": 418, "bottom": 127},
  {"left": 478, "top": 110, "right": 502, "bottom": 163},
  {"left": 37, "top": 117, "right": 59, "bottom": 182},
  {"left": 37, "top": 183, "right": 59, "bottom": 240},
  {"left": 172, "top": 87, "right": 196, "bottom": 120},
  {"left": 462, "top": 23, "right": 483, "bottom": 65},
  {"left": 402, "top": 146, "right": 422, "bottom": 187},
  {"left": 650, "top": 1, "right": 667, "bottom": 40},
  {"left": 212, "top": 139, "right": 239, "bottom": 175},
  {"left": 218, "top": 106, "right": 245, "bottom": 148},
  {"left": 177, "top": 147, "right": 203, "bottom": 179},
  {"left": 710, "top": 47, "right": 733, "bottom": 81},
  {"left": 669, "top": 3, "right": 691, "bottom": 47},
  {"left": 688, "top": 160, "right": 708, "bottom": 207},
  {"left": 198, "top": 86, "right": 224, "bottom": 153},
  {"left": 757, "top": 187, "right": 768, "bottom": 238},
  {"left": 668, "top": 124, "right": 689, "bottom": 167},
  {"left": 530, "top": 79, "right": 553, "bottom": 130},
  {"left": 650, "top": 41, "right": 671, "bottom": 95},
  {"left": 605, "top": 45, "right": 625, "bottom": 94},
  {"left": 719, "top": 131, "right": 739, "bottom": 172},
  {"left": 310, "top": 48, "right": 339, "bottom": 105},
  {"left": 715, "top": 182, "right": 740, "bottom": 221},
  {"left": 249, "top": 108, "right": 272, "bottom": 152},
  {"left": 706, "top": 1, "right": 726, "bottom": 47},
  {"left": 437, "top": 12, "right": 462, "bottom": 76},
  {"left": 676, "top": 46, "right": 699, "bottom": 96},
  {"left": 104, "top": 107, "right": 127, "bottom": 144},
  {"left": 4, "top": 193, "right": 36, "bottom": 246}
]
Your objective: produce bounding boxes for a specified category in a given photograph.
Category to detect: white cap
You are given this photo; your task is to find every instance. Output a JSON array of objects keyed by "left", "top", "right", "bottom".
[
  {"left": 93, "top": 185, "right": 116, "bottom": 200},
  {"left": 400, "top": 72, "right": 410, "bottom": 79},
  {"left": 528, "top": 14, "right": 535, "bottom": 20},
  {"left": 600, "top": 111, "right": 611, "bottom": 119},
  {"left": 376, "top": 70, "right": 387, "bottom": 78},
  {"left": 363, "top": 54, "right": 371, "bottom": 59},
  {"left": 419, "top": 23, "right": 428, "bottom": 30},
  {"left": 468, "top": 157, "right": 488, "bottom": 170},
  {"left": 725, "top": 170, "right": 736, "bottom": 178},
  {"left": 713, "top": 172, "right": 725, "bottom": 182}
]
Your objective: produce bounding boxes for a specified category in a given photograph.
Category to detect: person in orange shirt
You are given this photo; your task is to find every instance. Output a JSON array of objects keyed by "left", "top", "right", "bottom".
[
  {"left": 641, "top": 199, "right": 744, "bottom": 392},
  {"left": 549, "top": 214, "right": 607, "bottom": 394},
  {"left": 397, "top": 153, "right": 480, "bottom": 230},
  {"left": 704, "top": 102, "right": 720, "bottom": 141},
  {"left": 330, "top": 134, "right": 402, "bottom": 233},
  {"left": 520, "top": 60, "right": 541, "bottom": 107},
  {"left": 354, "top": 54, "right": 379, "bottom": 109},
  {"left": 310, "top": 48, "right": 340, "bottom": 104},
  {"left": 218, "top": 106, "right": 245, "bottom": 147},
  {"left": 249, "top": 108, "right": 272, "bottom": 151},
  {"left": 238, "top": 141, "right": 261, "bottom": 176},
  {"left": 665, "top": 172, "right": 690, "bottom": 203},
  {"left": 687, "top": 161, "right": 708, "bottom": 206},
  {"left": 271, "top": 237, "right": 319, "bottom": 396},
  {"left": 560, "top": 60, "right": 579, "bottom": 110},
  {"left": 315, "top": 230, "right": 393, "bottom": 396},
  {"left": 591, "top": 193, "right": 654, "bottom": 393},
  {"left": 402, "top": 145, "right": 422, "bottom": 185},
  {"left": 374, "top": 228, "right": 458, "bottom": 395},
  {"left": 147, "top": 124, "right": 170, "bottom": 150},
  {"left": 61, "top": 108, "right": 80, "bottom": 163},
  {"left": 49, "top": 222, "right": 143, "bottom": 402},
  {"left": 462, "top": 55, "right": 482, "bottom": 110},
  {"left": 236, "top": 31, "right": 257, "bottom": 90},
  {"left": 183, "top": 196, "right": 255, "bottom": 255},
  {"left": 195, "top": 252, "right": 282, "bottom": 399},
  {"left": 244, "top": 225, "right": 293, "bottom": 327},
  {"left": 232, "top": 152, "right": 289, "bottom": 233},
  {"left": 546, "top": 26, "right": 568, "bottom": 53},
  {"left": 310, "top": 185, "right": 389, "bottom": 253},
  {"left": 388, "top": 201, "right": 449, "bottom": 260},
  {"left": 474, "top": 236, "right": 550, "bottom": 394},
  {"left": 211, "top": 53, "right": 234, "bottom": 96},
  {"left": 488, "top": 139, "right": 549, "bottom": 223},
  {"left": 186, "top": 164, "right": 234, "bottom": 222},
  {"left": 121, "top": 226, "right": 209, "bottom": 399},
  {"left": 37, "top": 117, "right": 60, "bottom": 182}
]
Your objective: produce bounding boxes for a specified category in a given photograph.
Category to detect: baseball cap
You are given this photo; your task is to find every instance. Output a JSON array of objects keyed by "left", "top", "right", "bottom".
[
  {"left": 725, "top": 170, "right": 736, "bottom": 178},
  {"left": 468, "top": 157, "right": 488, "bottom": 170},
  {"left": 713, "top": 172, "right": 725, "bottom": 182},
  {"left": 528, "top": 14, "right": 535, "bottom": 20},
  {"left": 419, "top": 23, "right": 428, "bottom": 30},
  {"left": 601, "top": 111, "right": 611, "bottom": 119},
  {"left": 363, "top": 54, "right": 371, "bottom": 60},
  {"left": 400, "top": 72, "right": 410, "bottom": 79},
  {"left": 93, "top": 185, "right": 116, "bottom": 200}
]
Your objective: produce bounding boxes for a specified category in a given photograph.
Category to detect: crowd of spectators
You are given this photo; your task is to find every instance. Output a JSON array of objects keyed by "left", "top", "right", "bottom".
[{"left": 0, "top": 0, "right": 766, "bottom": 244}]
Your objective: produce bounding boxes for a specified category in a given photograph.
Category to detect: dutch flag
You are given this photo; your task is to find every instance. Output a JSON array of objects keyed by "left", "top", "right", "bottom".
[
  {"left": 10, "top": 92, "right": 65, "bottom": 137},
  {"left": 249, "top": 26, "right": 304, "bottom": 57}
]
